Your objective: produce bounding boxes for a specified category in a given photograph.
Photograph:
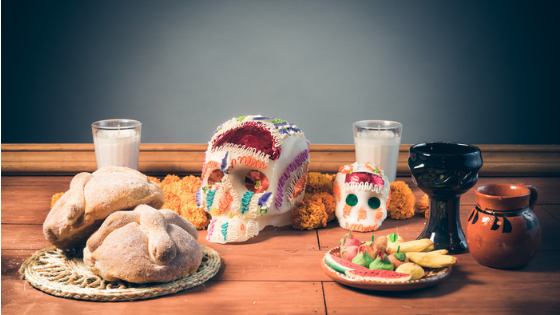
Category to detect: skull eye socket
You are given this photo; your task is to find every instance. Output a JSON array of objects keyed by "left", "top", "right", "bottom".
[
  {"left": 345, "top": 194, "right": 358, "bottom": 207},
  {"left": 208, "top": 169, "right": 224, "bottom": 185},
  {"left": 245, "top": 170, "right": 269, "bottom": 194},
  {"left": 368, "top": 197, "right": 381, "bottom": 209}
]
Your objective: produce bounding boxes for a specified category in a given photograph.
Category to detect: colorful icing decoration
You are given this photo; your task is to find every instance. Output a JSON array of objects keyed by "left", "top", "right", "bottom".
[
  {"left": 258, "top": 192, "right": 273, "bottom": 216},
  {"left": 275, "top": 149, "right": 310, "bottom": 209},
  {"left": 221, "top": 222, "right": 229, "bottom": 241},
  {"left": 208, "top": 219, "right": 216, "bottom": 238},
  {"left": 334, "top": 162, "right": 390, "bottom": 232},
  {"left": 220, "top": 152, "right": 230, "bottom": 173},
  {"left": 241, "top": 191, "right": 254, "bottom": 214},
  {"left": 218, "top": 192, "right": 233, "bottom": 215},
  {"left": 200, "top": 115, "right": 310, "bottom": 244},
  {"left": 206, "top": 190, "right": 217, "bottom": 210}
]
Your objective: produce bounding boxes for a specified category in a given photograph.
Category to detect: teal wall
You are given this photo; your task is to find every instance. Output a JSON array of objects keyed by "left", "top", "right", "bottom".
[{"left": 2, "top": 1, "right": 559, "bottom": 145}]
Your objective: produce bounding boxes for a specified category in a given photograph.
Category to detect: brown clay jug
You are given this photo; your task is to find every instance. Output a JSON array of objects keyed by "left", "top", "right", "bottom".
[{"left": 466, "top": 183, "right": 540, "bottom": 269}]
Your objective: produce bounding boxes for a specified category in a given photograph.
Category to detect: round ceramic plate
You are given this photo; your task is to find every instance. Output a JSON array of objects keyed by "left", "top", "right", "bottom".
[{"left": 322, "top": 246, "right": 452, "bottom": 291}]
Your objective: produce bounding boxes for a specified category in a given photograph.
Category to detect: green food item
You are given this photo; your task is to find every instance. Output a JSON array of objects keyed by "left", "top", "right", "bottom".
[
  {"left": 394, "top": 245, "right": 406, "bottom": 262},
  {"left": 369, "top": 253, "right": 395, "bottom": 271},
  {"left": 324, "top": 252, "right": 412, "bottom": 283},
  {"left": 388, "top": 233, "right": 398, "bottom": 243},
  {"left": 325, "top": 252, "right": 368, "bottom": 274},
  {"left": 394, "top": 252, "right": 406, "bottom": 262},
  {"left": 351, "top": 248, "right": 374, "bottom": 267}
]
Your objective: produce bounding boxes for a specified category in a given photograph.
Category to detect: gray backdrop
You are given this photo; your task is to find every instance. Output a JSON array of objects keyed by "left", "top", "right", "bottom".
[{"left": 2, "top": 1, "right": 559, "bottom": 145}]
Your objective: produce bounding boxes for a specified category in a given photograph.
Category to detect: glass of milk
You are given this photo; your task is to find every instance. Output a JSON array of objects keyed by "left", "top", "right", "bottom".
[
  {"left": 353, "top": 120, "right": 403, "bottom": 182},
  {"left": 92, "top": 119, "right": 142, "bottom": 170}
]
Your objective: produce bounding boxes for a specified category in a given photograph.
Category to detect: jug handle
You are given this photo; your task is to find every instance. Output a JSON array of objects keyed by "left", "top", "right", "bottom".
[
  {"left": 527, "top": 185, "right": 538, "bottom": 208},
  {"left": 518, "top": 183, "right": 538, "bottom": 208}
]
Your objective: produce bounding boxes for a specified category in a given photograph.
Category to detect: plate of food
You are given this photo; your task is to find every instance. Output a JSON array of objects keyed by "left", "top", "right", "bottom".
[{"left": 321, "top": 233, "right": 454, "bottom": 291}]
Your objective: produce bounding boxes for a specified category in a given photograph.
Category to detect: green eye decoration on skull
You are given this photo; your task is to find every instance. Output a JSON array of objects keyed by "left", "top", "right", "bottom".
[
  {"left": 346, "top": 194, "right": 381, "bottom": 209},
  {"left": 368, "top": 197, "right": 381, "bottom": 209},
  {"left": 345, "top": 194, "right": 358, "bottom": 207}
]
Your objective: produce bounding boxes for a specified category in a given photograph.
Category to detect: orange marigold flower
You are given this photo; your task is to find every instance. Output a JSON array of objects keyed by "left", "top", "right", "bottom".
[
  {"left": 162, "top": 193, "right": 182, "bottom": 212},
  {"left": 318, "top": 192, "right": 336, "bottom": 222},
  {"left": 291, "top": 191, "right": 336, "bottom": 230},
  {"left": 305, "top": 172, "right": 335, "bottom": 194},
  {"left": 50, "top": 192, "right": 65, "bottom": 209},
  {"left": 160, "top": 175, "right": 209, "bottom": 230},
  {"left": 161, "top": 174, "right": 181, "bottom": 186},
  {"left": 387, "top": 181, "right": 416, "bottom": 220},
  {"left": 415, "top": 194, "right": 430, "bottom": 218},
  {"left": 291, "top": 200, "right": 327, "bottom": 230}
]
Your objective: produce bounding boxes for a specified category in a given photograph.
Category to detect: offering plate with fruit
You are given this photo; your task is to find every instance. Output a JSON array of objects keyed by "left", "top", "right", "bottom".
[{"left": 321, "top": 233, "right": 455, "bottom": 291}]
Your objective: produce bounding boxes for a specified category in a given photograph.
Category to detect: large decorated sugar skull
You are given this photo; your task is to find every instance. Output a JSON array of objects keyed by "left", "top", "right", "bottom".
[
  {"left": 333, "top": 162, "right": 390, "bottom": 232},
  {"left": 199, "top": 115, "right": 310, "bottom": 243}
]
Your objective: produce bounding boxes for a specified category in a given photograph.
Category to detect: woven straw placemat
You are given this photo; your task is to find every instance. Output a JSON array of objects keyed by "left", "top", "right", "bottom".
[{"left": 19, "top": 244, "right": 220, "bottom": 302}]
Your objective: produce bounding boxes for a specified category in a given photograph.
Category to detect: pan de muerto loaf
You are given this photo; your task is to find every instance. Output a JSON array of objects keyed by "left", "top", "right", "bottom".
[
  {"left": 83, "top": 204, "right": 203, "bottom": 283},
  {"left": 43, "top": 167, "right": 165, "bottom": 250}
]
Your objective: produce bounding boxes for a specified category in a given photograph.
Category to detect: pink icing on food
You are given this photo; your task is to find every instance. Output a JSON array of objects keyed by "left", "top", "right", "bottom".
[
  {"left": 345, "top": 172, "right": 384, "bottom": 190},
  {"left": 207, "top": 219, "right": 216, "bottom": 238}
]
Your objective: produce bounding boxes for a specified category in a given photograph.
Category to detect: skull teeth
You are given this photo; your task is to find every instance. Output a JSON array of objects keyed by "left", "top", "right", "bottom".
[
  {"left": 342, "top": 182, "right": 384, "bottom": 193},
  {"left": 211, "top": 143, "right": 270, "bottom": 164}
]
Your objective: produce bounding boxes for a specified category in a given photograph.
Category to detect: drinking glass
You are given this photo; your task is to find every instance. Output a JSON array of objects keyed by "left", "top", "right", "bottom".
[
  {"left": 353, "top": 120, "right": 402, "bottom": 182},
  {"left": 92, "top": 119, "right": 142, "bottom": 170}
]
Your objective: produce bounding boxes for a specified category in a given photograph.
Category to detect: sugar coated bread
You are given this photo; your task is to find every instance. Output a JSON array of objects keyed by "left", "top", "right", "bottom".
[
  {"left": 43, "top": 166, "right": 165, "bottom": 250},
  {"left": 83, "top": 204, "right": 202, "bottom": 283}
]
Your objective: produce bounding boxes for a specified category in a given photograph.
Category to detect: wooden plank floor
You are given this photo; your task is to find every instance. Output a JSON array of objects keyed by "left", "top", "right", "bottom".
[{"left": 2, "top": 175, "right": 560, "bottom": 314}]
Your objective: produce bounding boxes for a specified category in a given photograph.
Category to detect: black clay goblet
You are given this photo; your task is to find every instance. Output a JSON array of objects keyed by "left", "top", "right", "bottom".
[{"left": 408, "top": 142, "right": 482, "bottom": 254}]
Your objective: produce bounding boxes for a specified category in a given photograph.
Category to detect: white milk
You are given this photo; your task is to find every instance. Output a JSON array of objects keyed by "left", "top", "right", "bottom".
[
  {"left": 93, "top": 128, "right": 140, "bottom": 169},
  {"left": 354, "top": 130, "right": 401, "bottom": 182}
]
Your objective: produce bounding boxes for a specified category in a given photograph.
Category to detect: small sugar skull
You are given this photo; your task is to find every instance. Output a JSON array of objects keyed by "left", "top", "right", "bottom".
[
  {"left": 199, "top": 115, "right": 310, "bottom": 243},
  {"left": 333, "top": 162, "right": 390, "bottom": 232}
]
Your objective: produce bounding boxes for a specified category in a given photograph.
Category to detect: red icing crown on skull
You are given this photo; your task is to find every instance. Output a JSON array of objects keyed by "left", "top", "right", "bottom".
[
  {"left": 345, "top": 172, "right": 385, "bottom": 190},
  {"left": 211, "top": 122, "right": 281, "bottom": 161}
]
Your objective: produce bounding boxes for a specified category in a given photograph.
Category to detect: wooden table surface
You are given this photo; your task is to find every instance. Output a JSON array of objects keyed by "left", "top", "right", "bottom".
[{"left": 2, "top": 175, "right": 560, "bottom": 314}]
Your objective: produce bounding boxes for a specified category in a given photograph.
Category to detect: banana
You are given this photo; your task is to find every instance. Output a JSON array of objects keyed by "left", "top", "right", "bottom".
[
  {"left": 406, "top": 252, "right": 457, "bottom": 268},
  {"left": 422, "top": 244, "right": 435, "bottom": 252},
  {"left": 426, "top": 249, "right": 448, "bottom": 255},
  {"left": 387, "top": 238, "right": 434, "bottom": 254}
]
